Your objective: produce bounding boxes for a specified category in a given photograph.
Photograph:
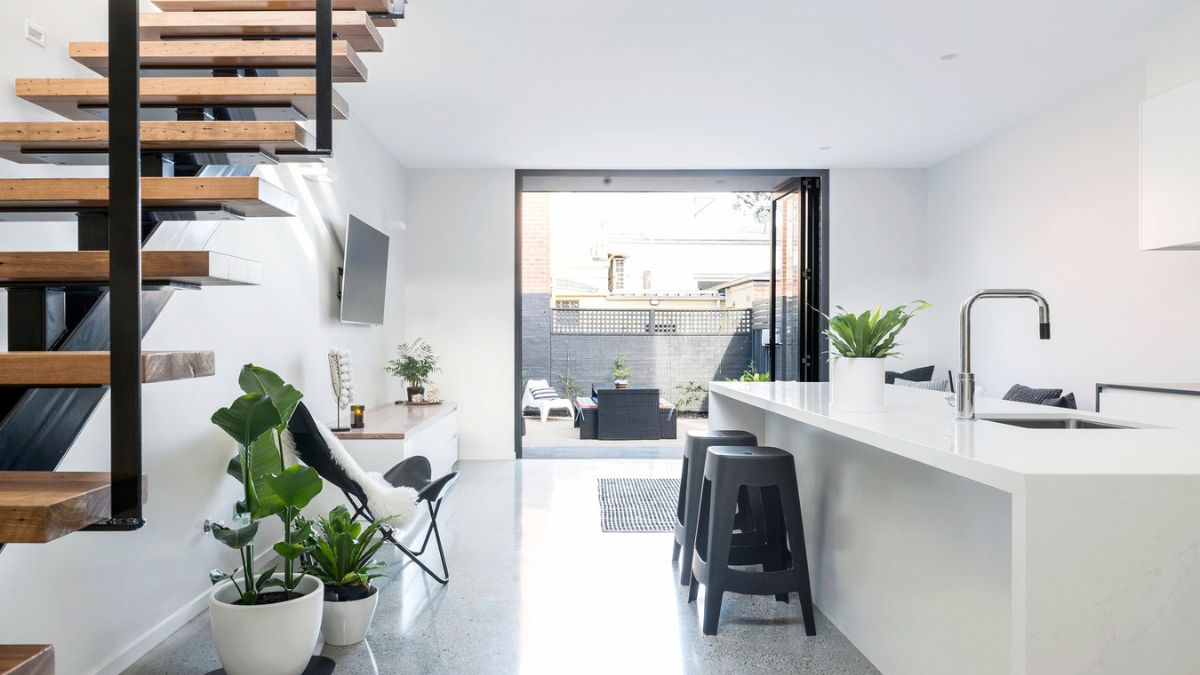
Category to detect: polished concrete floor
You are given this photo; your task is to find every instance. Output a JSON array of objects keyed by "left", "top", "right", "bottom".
[{"left": 126, "top": 459, "right": 879, "bottom": 675}]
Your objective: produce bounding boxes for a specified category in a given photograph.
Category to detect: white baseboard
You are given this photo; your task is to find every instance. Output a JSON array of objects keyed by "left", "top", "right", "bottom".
[
  {"left": 91, "top": 549, "right": 280, "bottom": 675},
  {"left": 457, "top": 452, "right": 515, "bottom": 461}
]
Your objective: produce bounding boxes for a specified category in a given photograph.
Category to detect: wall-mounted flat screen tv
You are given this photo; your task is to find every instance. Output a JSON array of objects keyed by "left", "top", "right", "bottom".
[{"left": 340, "top": 215, "right": 389, "bottom": 325}]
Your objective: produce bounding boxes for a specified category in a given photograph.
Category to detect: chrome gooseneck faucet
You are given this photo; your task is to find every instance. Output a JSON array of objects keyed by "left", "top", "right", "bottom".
[{"left": 957, "top": 289, "right": 1051, "bottom": 420}]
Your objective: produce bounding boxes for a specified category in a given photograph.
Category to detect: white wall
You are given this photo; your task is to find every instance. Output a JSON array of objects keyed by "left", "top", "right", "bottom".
[
  {"left": 0, "top": 3, "right": 408, "bottom": 672},
  {"left": 924, "top": 62, "right": 1200, "bottom": 410},
  {"left": 921, "top": 4, "right": 1200, "bottom": 411},
  {"left": 829, "top": 169, "right": 931, "bottom": 371},
  {"left": 402, "top": 169, "right": 515, "bottom": 460}
]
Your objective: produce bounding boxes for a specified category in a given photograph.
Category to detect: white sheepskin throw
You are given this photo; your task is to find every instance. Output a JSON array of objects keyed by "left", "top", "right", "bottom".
[{"left": 283, "top": 421, "right": 419, "bottom": 529}]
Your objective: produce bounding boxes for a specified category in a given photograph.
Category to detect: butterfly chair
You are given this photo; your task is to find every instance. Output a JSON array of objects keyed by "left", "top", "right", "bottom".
[{"left": 286, "top": 402, "right": 458, "bottom": 584}]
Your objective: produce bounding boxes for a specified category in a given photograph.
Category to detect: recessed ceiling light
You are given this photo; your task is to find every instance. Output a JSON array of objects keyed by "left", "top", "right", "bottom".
[
  {"left": 819, "top": 146, "right": 832, "bottom": 151},
  {"left": 939, "top": 53, "right": 959, "bottom": 61}
]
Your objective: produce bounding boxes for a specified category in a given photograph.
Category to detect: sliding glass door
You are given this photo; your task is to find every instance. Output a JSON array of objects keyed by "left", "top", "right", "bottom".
[{"left": 769, "top": 177, "right": 822, "bottom": 382}]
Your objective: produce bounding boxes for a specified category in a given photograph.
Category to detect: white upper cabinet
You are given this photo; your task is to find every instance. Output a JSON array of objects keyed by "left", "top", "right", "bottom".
[{"left": 1141, "top": 77, "right": 1200, "bottom": 250}]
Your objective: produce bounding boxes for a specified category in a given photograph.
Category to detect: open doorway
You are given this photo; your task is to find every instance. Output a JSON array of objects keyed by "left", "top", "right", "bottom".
[{"left": 515, "top": 171, "right": 828, "bottom": 459}]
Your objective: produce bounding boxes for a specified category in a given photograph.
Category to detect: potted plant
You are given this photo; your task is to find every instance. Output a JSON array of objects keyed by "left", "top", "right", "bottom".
[
  {"left": 207, "top": 365, "right": 326, "bottom": 675},
  {"left": 611, "top": 355, "right": 631, "bottom": 389},
  {"left": 676, "top": 380, "right": 708, "bottom": 412},
  {"left": 304, "top": 506, "right": 391, "bottom": 645},
  {"left": 822, "top": 301, "right": 930, "bottom": 412},
  {"left": 386, "top": 338, "right": 440, "bottom": 402}
]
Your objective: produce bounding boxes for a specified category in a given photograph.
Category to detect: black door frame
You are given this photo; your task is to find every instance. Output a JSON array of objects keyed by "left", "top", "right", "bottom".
[
  {"left": 768, "top": 172, "right": 829, "bottom": 382},
  {"left": 513, "top": 169, "right": 830, "bottom": 458}
]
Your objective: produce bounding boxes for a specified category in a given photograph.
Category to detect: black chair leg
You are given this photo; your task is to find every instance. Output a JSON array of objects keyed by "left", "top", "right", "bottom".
[
  {"left": 687, "top": 477, "right": 712, "bottom": 604},
  {"left": 777, "top": 476, "right": 816, "bottom": 635},
  {"left": 411, "top": 500, "right": 442, "bottom": 556},
  {"left": 701, "top": 480, "right": 739, "bottom": 636},
  {"left": 347, "top": 492, "right": 451, "bottom": 585},
  {"left": 679, "top": 456, "right": 706, "bottom": 586},
  {"left": 673, "top": 455, "right": 688, "bottom": 564},
  {"left": 759, "top": 486, "right": 790, "bottom": 603}
]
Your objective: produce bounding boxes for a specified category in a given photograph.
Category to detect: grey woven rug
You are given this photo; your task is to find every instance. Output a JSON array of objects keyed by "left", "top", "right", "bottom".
[{"left": 597, "top": 478, "right": 680, "bottom": 533}]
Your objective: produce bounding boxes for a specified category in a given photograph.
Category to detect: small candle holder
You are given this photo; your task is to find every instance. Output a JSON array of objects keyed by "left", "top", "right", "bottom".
[{"left": 350, "top": 405, "right": 365, "bottom": 429}]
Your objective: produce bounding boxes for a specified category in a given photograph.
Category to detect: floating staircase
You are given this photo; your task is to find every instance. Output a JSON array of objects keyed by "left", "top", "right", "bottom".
[
  {"left": 139, "top": 10, "right": 385, "bottom": 52},
  {"left": 17, "top": 77, "right": 349, "bottom": 121},
  {"left": 0, "top": 121, "right": 315, "bottom": 165},
  {"left": 0, "top": 0, "right": 403, "bottom": 669},
  {"left": 71, "top": 41, "right": 368, "bottom": 82}
]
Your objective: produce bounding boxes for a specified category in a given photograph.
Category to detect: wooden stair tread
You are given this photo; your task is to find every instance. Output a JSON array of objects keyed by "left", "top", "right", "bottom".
[
  {"left": 0, "top": 645, "right": 53, "bottom": 675},
  {"left": 71, "top": 40, "right": 366, "bottom": 83},
  {"left": 0, "top": 472, "right": 146, "bottom": 544},
  {"left": 0, "top": 251, "right": 261, "bottom": 286},
  {"left": 0, "top": 351, "right": 216, "bottom": 386},
  {"left": 0, "top": 121, "right": 312, "bottom": 165},
  {"left": 140, "top": 11, "right": 383, "bottom": 52},
  {"left": 16, "top": 77, "right": 348, "bottom": 123},
  {"left": 0, "top": 177, "right": 296, "bottom": 217},
  {"left": 150, "top": 0, "right": 399, "bottom": 25}
]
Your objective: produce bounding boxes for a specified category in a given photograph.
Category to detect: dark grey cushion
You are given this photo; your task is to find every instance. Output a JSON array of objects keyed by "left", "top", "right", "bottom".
[
  {"left": 894, "top": 377, "right": 952, "bottom": 392},
  {"left": 1003, "top": 384, "right": 1063, "bottom": 405},
  {"left": 885, "top": 365, "right": 935, "bottom": 385},
  {"left": 1046, "top": 392, "right": 1078, "bottom": 409}
]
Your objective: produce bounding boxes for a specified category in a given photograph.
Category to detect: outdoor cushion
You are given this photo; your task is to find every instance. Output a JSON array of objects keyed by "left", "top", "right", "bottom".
[{"left": 531, "top": 387, "right": 561, "bottom": 400}]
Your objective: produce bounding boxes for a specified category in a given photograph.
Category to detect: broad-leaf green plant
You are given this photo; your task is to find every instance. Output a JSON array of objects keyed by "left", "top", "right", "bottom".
[
  {"left": 208, "top": 364, "right": 323, "bottom": 604},
  {"left": 303, "top": 506, "right": 390, "bottom": 601},
  {"left": 821, "top": 301, "right": 931, "bottom": 359}
]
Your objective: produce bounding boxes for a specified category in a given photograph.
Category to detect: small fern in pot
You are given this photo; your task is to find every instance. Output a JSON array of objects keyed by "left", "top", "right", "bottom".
[
  {"left": 303, "top": 506, "right": 391, "bottom": 645},
  {"left": 822, "top": 301, "right": 930, "bottom": 412}
]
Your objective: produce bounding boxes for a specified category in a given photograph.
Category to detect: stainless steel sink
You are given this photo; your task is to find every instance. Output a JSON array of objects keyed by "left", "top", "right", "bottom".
[{"left": 978, "top": 416, "right": 1140, "bottom": 430}]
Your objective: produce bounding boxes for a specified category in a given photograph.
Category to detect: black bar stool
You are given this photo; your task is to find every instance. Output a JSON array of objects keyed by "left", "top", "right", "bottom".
[
  {"left": 688, "top": 445, "right": 817, "bottom": 637},
  {"left": 673, "top": 429, "right": 757, "bottom": 586}
]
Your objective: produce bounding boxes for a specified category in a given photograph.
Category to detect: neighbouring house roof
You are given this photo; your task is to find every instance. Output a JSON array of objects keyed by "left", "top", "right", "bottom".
[
  {"left": 607, "top": 290, "right": 721, "bottom": 300},
  {"left": 552, "top": 278, "right": 603, "bottom": 294},
  {"left": 710, "top": 272, "right": 771, "bottom": 291}
]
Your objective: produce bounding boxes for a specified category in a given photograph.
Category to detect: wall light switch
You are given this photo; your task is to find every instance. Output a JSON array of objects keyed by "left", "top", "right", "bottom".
[{"left": 25, "top": 20, "right": 46, "bottom": 48}]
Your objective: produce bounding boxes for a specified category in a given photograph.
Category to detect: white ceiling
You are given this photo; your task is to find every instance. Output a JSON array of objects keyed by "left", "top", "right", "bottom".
[{"left": 344, "top": 0, "right": 1195, "bottom": 169}]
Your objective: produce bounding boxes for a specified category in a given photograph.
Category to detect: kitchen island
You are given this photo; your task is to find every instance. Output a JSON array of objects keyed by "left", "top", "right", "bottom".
[{"left": 708, "top": 381, "right": 1200, "bottom": 675}]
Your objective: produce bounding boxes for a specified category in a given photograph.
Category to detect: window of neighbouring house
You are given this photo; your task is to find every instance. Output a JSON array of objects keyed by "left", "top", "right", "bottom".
[{"left": 608, "top": 255, "right": 626, "bottom": 291}]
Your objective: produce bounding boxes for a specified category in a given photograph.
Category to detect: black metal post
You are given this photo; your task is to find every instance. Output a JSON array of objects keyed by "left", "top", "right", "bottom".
[
  {"left": 315, "top": 0, "right": 333, "bottom": 154},
  {"left": 107, "top": 0, "right": 144, "bottom": 528}
]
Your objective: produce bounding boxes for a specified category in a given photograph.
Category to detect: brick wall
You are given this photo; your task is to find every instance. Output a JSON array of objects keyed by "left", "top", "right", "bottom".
[{"left": 521, "top": 192, "right": 551, "bottom": 294}]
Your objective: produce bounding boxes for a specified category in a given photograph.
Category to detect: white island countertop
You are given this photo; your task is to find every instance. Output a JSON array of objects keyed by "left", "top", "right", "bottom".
[
  {"left": 708, "top": 381, "right": 1200, "bottom": 675},
  {"left": 708, "top": 381, "right": 1200, "bottom": 493}
]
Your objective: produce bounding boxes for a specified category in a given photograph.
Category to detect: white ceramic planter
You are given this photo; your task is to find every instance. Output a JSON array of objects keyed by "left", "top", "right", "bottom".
[
  {"left": 321, "top": 587, "right": 380, "bottom": 645},
  {"left": 830, "top": 357, "right": 887, "bottom": 413},
  {"left": 209, "top": 574, "right": 324, "bottom": 675}
]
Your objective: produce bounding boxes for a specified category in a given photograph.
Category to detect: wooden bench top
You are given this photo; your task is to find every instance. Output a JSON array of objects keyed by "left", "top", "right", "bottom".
[{"left": 333, "top": 401, "right": 456, "bottom": 440}]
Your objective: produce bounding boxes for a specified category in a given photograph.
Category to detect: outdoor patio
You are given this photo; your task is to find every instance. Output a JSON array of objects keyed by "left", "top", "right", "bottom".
[{"left": 522, "top": 413, "right": 708, "bottom": 459}]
